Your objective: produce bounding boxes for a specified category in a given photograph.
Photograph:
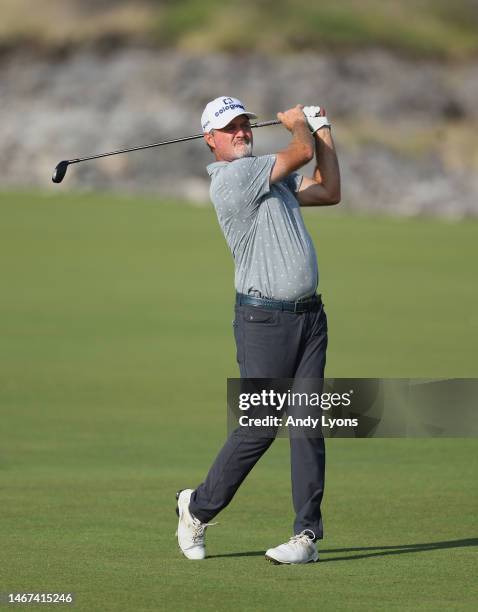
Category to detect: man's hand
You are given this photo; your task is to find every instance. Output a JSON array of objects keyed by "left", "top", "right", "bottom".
[
  {"left": 277, "top": 105, "right": 308, "bottom": 132},
  {"left": 303, "top": 106, "right": 331, "bottom": 134}
]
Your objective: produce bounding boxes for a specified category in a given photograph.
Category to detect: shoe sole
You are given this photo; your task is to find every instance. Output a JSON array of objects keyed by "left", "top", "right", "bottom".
[
  {"left": 265, "top": 554, "right": 319, "bottom": 565},
  {"left": 175, "top": 489, "right": 185, "bottom": 539},
  {"left": 175, "top": 489, "right": 206, "bottom": 560},
  {"left": 175, "top": 489, "right": 184, "bottom": 551},
  {"left": 175, "top": 489, "right": 184, "bottom": 517}
]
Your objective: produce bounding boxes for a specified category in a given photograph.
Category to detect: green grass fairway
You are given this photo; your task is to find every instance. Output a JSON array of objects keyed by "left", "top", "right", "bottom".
[{"left": 1, "top": 191, "right": 477, "bottom": 611}]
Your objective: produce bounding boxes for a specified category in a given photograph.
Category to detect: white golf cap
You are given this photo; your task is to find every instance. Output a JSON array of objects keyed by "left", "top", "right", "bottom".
[{"left": 201, "top": 96, "right": 257, "bottom": 133}]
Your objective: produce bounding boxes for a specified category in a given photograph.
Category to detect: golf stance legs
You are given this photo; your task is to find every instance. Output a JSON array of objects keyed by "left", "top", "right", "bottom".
[{"left": 188, "top": 301, "right": 328, "bottom": 541}]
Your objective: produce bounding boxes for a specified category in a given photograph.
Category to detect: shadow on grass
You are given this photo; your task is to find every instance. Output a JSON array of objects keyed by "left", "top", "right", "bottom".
[
  {"left": 207, "top": 537, "right": 478, "bottom": 561},
  {"left": 208, "top": 551, "right": 265, "bottom": 559},
  {"left": 319, "top": 537, "right": 478, "bottom": 562}
]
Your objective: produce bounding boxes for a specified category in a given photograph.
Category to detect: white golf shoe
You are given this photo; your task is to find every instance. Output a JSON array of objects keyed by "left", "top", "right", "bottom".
[
  {"left": 175, "top": 489, "right": 216, "bottom": 560},
  {"left": 265, "top": 530, "right": 319, "bottom": 564}
]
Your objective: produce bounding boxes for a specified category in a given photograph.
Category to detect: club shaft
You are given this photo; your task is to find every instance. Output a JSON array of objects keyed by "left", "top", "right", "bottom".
[{"left": 67, "top": 120, "right": 281, "bottom": 165}]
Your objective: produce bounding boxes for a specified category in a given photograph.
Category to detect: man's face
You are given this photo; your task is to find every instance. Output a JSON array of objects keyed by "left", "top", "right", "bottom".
[{"left": 204, "top": 114, "right": 253, "bottom": 161}]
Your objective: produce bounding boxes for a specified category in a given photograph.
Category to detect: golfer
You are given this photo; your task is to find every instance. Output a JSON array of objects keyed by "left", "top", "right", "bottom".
[{"left": 176, "top": 96, "right": 340, "bottom": 564}]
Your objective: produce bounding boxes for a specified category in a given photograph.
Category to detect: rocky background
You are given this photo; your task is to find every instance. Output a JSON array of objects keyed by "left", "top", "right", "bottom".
[{"left": 1, "top": 0, "right": 477, "bottom": 217}]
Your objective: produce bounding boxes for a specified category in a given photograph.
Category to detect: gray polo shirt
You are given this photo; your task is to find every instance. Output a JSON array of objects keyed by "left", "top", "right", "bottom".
[{"left": 207, "top": 154, "right": 319, "bottom": 301}]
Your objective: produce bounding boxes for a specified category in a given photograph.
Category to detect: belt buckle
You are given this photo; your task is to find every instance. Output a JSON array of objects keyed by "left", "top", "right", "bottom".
[{"left": 293, "top": 300, "right": 300, "bottom": 313}]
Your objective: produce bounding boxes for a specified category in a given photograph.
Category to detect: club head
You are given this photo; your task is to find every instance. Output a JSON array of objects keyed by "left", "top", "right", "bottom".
[{"left": 52, "top": 160, "right": 69, "bottom": 184}]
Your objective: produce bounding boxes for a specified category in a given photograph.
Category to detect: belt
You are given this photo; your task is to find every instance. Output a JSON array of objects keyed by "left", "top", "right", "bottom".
[{"left": 236, "top": 292, "right": 322, "bottom": 313}]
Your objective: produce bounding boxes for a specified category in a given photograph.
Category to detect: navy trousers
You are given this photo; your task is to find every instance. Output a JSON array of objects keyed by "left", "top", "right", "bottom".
[{"left": 189, "top": 300, "right": 328, "bottom": 539}]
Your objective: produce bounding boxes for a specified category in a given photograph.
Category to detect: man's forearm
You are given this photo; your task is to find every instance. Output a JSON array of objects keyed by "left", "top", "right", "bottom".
[
  {"left": 290, "top": 121, "right": 315, "bottom": 160},
  {"left": 271, "top": 115, "right": 315, "bottom": 184},
  {"left": 312, "top": 128, "right": 340, "bottom": 202}
]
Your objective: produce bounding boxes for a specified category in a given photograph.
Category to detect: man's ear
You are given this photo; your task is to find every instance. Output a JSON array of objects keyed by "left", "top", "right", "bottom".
[{"left": 204, "top": 132, "right": 215, "bottom": 151}]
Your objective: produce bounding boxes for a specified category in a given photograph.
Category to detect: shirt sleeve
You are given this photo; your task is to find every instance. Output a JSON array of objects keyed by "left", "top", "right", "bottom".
[{"left": 283, "top": 171, "right": 303, "bottom": 194}]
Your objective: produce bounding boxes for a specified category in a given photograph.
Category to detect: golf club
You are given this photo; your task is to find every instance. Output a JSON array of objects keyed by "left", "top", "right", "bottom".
[{"left": 51, "top": 119, "right": 281, "bottom": 184}]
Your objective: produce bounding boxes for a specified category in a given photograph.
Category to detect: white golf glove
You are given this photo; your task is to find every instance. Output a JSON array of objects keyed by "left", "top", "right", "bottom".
[{"left": 303, "top": 105, "right": 331, "bottom": 133}]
